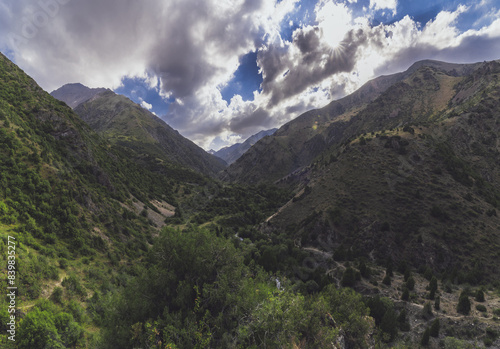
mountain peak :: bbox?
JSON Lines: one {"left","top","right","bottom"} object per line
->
{"left": 51, "top": 83, "right": 109, "bottom": 109}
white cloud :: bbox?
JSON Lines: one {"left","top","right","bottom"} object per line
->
{"left": 370, "top": 0, "right": 398, "bottom": 15}
{"left": 140, "top": 100, "right": 153, "bottom": 110}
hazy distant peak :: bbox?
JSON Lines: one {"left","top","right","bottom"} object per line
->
{"left": 51, "top": 83, "right": 109, "bottom": 109}
{"left": 214, "top": 128, "right": 278, "bottom": 165}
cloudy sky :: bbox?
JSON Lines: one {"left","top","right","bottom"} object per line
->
{"left": 1, "top": 0, "right": 500, "bottom": 150}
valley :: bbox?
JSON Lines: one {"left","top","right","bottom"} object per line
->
{"left": 1, "top": 52, "right": 500, "bottom": 348}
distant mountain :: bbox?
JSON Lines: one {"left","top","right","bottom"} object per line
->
{"left": 51, "top": 83, "right": 108, "bottom": 108}
{"left": 214, "top": 128, "right": 277, "bottom": 164}
{"left": 226, "top": 59, "right": 500, "bottom": 280}
{"left": 221, "top": 60, "right": 481, "bottom": 184}
{"left": 52, "top": 86, "right": 226, "bottom": 176}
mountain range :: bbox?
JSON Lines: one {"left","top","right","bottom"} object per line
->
{"left": 224, "top": 59, "right": 500, "bottom": 280}
{"left": 212, "top": 128, "right": 277, "bottom": 164}
{"left": 1, "top": 51, "right": 500, "bottom": 348}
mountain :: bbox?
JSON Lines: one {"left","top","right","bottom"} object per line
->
{"left": 221, "top": 60, "right": 481, "bottom": 184}
{"left": 52, "top": 85, "right": 226, "bottom": 176}
{"left": 230, "top": 59, "right": 500, "bottom": 280}
{"left": 51, "top": 83, "right": 108, "bottom": 108}
{"left": 214, "top": 128, "right": 277, "bottom": 164}
{"left": 0, "top": 51, "right": 198, "bottom": 269}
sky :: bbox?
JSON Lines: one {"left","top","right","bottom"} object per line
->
{"left": 1, "top": 0, "right": 500, "bottom": 150}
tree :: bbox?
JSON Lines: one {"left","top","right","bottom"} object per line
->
{"left": 434, "top": 296, "right": 441, "bottom": 311}
{"left": 401, "top": 288, "right": 409, "bottom": 301}
{"left": 341, "top": 267, "right": 358, "bottom": 287}
{"left": 380, "top": 307, "right": 398, "bottom": 341}
{"left": 429, "top": 276, "right": 438, "bottom": 300}
{"left": 457, "top": 291, "right": 471, "bottom": 315}
{"left": 421, "top": 327, "right": 430, "bottom": 346}
{"left": 406, "top": 276, "right": 415, "bottom": 291}
{"left": 397, "top": 308, "right": 410, "bottom": 332}
{"left": 422, "top": 302, "right": 433, "bottom": 320}
{"left": 475, "top": 289, "right": 485, "bottom": 302}
{"left": 430, "top": 318, "right": 440, "bottom": 337}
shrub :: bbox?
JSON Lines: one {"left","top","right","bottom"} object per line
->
{"left": 17, "top": 308, "right": 62, "bottom": 349}
{"left": 382, "top": 274, "right": 391, "bottom": 286}
{"left": 476, "top": 304, "right": 487, "bottom": 312}
{"left": 50, "top": 287, "right": 64, "bottom": 304}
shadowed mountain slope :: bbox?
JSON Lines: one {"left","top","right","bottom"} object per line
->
{"left": 51, "top": 87, "right": 226, "bottom": 176}
{"left": 221, "top": 60, "right": 482, "bottom": 184}
{"left": 256, "top": 60, "right": 500, "bottom": 280}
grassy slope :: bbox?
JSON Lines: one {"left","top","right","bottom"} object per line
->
{"left": 74, "top": 90, "right": 227, "bottom": 177}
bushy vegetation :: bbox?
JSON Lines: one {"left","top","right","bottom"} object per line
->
{"left": 99, "top": 226, "right": 372, "bottom": 348}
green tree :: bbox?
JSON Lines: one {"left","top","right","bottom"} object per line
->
{"left": 429, "top": 276, "right": 438, "bottom": 300}
{"left": 475, "top": 289, "right": 485, "bottom": 302}
{"left": 457, "top": 291, "right": 471, "bottom": 315}
{"left": 430, "top": 318, "right": 440, "bottom": 337}
{"left": 380, "top": 307, "right": 398, "bottom": 341}
{"left": 422, "top": 302, "right": 433, "bottom": 320}
{"left": 397, "top": 308, "right": 410, "bottom": 332}
{"left": 421, "top": 327, "right": 430, "bottom": 346}
{"left": 406, "top": 276, "right": 415, "bottom": 291}
{"left": 434, "top": 296, "right": 441, "bottom": 311}
{"left": 341, "top": 267, "right": 359, "bottom": 287}
{"left": 401, "top": 288, "right": 409, "bottom": 301}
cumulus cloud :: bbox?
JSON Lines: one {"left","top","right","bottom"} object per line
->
{"left": 1, "top": 0, "right": 499, "bottom": 150}
{"left": 370, "top": 0, "right": 398, "bottom": 15}
{"left": 140, "top": 100, "right": 153, "bottom": 110}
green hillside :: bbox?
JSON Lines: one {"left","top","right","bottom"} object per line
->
{"left": 72, "top": 89, "right": 226, "bottom": 177}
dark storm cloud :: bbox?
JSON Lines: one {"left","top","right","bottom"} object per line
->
{"left": 258, "top": 27, "right": 369, "bottom": 107}
{"left": 1, "top": 0, "right": 268, "bottom": 97}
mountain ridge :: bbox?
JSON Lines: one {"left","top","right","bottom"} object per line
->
{"left": 220, "top": 60, "right": 487, "bottom": 184}
{"left": 52, "top": 85, "right": 227, "bottom": 176}
{"left": 51, "top": 83, "right": 109, "bottom": 109}
{"left": 213, "top": 128, "right": 277, "bottom": 164}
